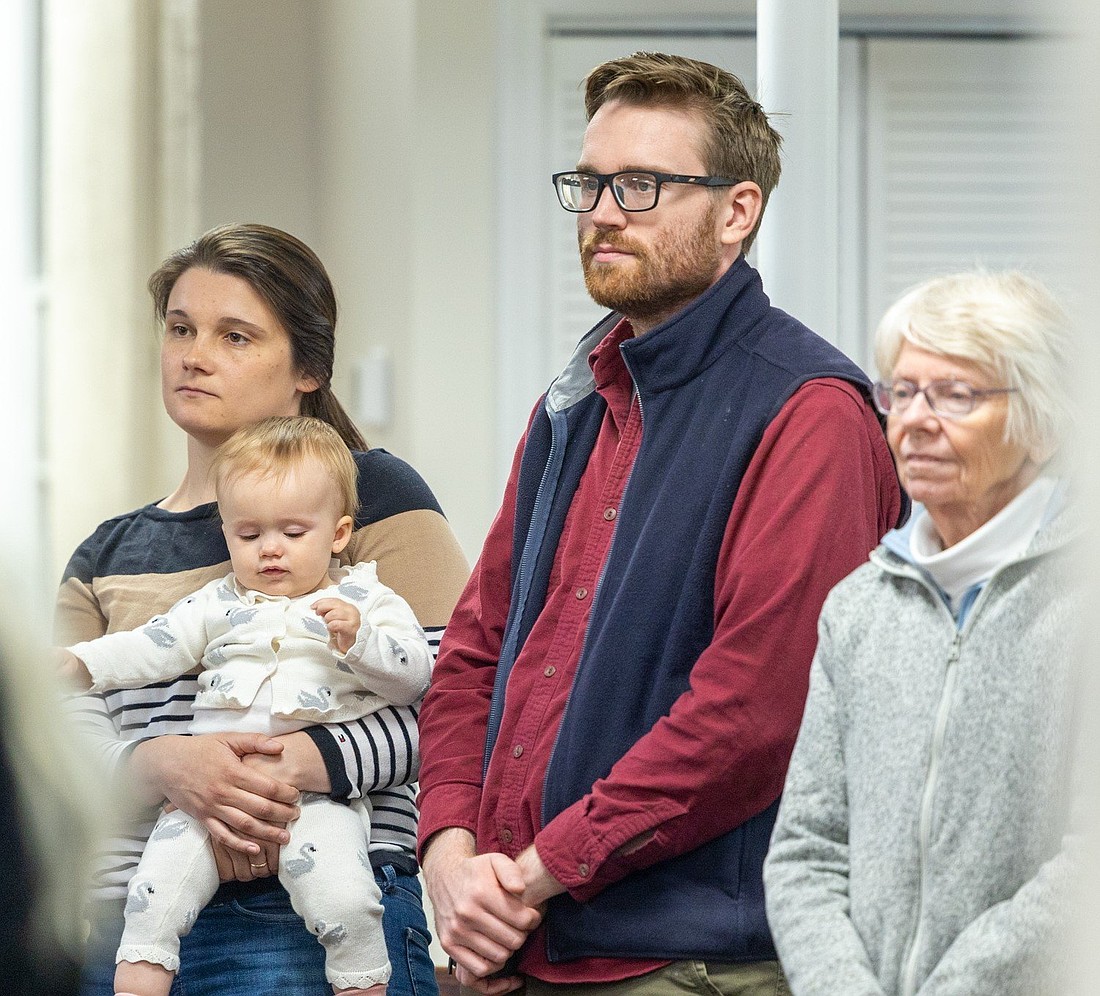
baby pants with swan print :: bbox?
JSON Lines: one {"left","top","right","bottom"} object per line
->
{"left": 118, "top": 793, "right": 389, "bottom": 990}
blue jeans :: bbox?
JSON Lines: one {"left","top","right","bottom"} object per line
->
{"left": 81, "top": 865, "right": 438, "bottom": 996}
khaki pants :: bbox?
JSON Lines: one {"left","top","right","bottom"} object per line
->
{"left": 516, "top": 960, "right": 791, "bottom": 996}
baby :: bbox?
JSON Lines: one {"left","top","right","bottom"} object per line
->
{"left": 59, "top": 416, "right": 431, "bottom": 996}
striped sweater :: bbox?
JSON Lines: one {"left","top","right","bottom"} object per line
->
{"left": 56, "top": 448, "right": 469, "bottom": 901}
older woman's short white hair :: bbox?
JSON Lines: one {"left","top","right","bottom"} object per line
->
{"left": 874, "top": 269, "right": 1071, "bottom": 457}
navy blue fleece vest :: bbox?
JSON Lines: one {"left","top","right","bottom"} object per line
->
{"left": 486, "top": 258, "right": 887, "bottom": 963}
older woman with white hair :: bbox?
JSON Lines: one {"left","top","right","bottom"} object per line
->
{"left": 763, "top": 270, "right": 1079, "bottom": 996}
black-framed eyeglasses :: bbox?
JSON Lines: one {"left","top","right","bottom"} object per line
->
{"left": 872, "top": 378, "right": 1018, "bottom": 419}
{"left": 551, "top": 170, "right": 741, "bottom": 213}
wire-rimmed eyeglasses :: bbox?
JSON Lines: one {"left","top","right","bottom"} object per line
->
{"left": 551, "top": 170, "right": 741, "bottom": 213}
{"left": 872, "top": 378, "right": 1018, "bottom": 419}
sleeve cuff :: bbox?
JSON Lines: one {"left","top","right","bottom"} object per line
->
{"left": 303, "top": 725, "right": 353, "bottom": 801}
{"left": 535, "top": 797, "right": 684, "bottom": 902}
{"left": 70, "top": 642, "right": 108, "bottom": 689}
{"left": 416, "top": 781, "right": 483, "bottom": 862}
{"left": 333, "top": 615, "right": 373, "bottom": 666}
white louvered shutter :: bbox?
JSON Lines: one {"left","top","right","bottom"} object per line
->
{"left": 863, "top": 37, "right": 1070, "bottom": 345}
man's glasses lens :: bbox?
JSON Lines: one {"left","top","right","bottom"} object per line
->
{"left": 613, "top": 173, "right": 660, "bottom": 210}
{"left": 556, "top": 173, "right": 598, "bottom": 211}
{"left": 554, "top": 172, "right": 661, "bottom": 212}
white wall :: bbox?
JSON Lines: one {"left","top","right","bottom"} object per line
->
{"left": 43, "top": 0, "right": 164, "bottom": 584}
{"left": 2, "top": 0, "right": 46, "bottom": 618}
{"left": 197, "top": 0, "right": 321, "bottom": 242}
{"left": 313, "top": 1, "right": 498, "bottom": 561}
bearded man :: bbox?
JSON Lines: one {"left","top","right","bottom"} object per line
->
{"left": 418, "top": 51, "right": 906, "bottom": 996}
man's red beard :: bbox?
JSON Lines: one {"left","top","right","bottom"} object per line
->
{"left": 579, "top": 204, "right": 724, "bottom": 327}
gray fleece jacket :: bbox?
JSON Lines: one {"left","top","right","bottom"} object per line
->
{"left": 764, "top": 501, "right": 1082, "bottom": 996}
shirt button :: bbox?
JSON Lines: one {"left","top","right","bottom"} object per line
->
{"left": 603, "top": 507, "right": 617, "bottom": 521}
{"left": 578, "top": 863, "right": 590, "bottom": 877}
{"left": 576, "top": 587, "right": 588, "bottom": 600}
{"left": 499, "top": 828, "right": 513, "bottom": 844}
{"left": 544, "top": 665, "right": 556, "bottom": 677}
{"left": 512, "top": 744, "right": 524, "bottom": 758}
